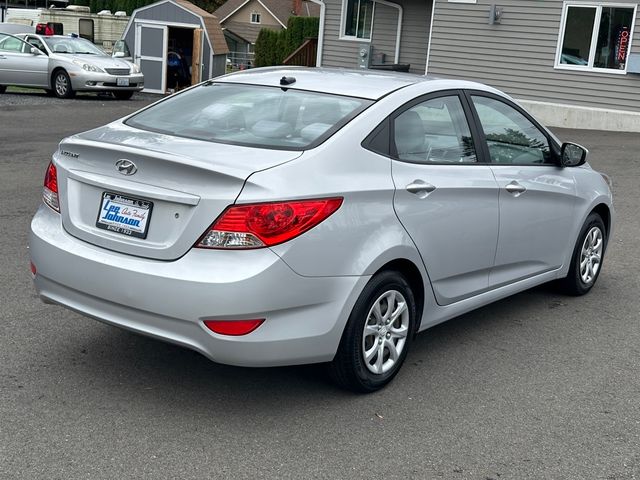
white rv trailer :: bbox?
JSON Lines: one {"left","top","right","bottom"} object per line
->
{"left": 6, "top": 6, "right": 128, "bottom": 51}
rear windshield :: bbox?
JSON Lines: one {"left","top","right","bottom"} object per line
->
{"left": 125, "top": 83, "right": 373, "bottom": 150}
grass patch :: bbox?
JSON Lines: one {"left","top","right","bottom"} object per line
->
{"left": 6, "top": 86, "right": 45, "bottom": 94}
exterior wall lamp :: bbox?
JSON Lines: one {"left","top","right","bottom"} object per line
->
{"left": 489, "top": 4, "right": 503, "bottom": 24}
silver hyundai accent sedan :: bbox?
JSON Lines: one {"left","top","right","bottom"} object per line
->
{"left": 29, "top": 67, "right": 614, "bottom": 392}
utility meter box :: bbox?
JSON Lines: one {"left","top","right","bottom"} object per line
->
{"left": 358, "top": 44, "right": 372, "bottom": 69}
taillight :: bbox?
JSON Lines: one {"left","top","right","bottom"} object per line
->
{"left": 196, "top": 198, "right": 343, "bottom": 249}
{"left": 203, "top": 319, "right": 264, "bottom": 336}
{"left": 43, "top": 162, "right": 60, "bottom": 212}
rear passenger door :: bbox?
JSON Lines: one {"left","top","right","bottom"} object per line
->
{"left": 386, "top": 91, "right": 500, "bottom": 305}
{"left": 465, "top": 92, "right": 577, "bottom": 287}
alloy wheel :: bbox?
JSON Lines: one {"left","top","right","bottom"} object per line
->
{"left": 580, "top": 226, "right": 603, "bottom": 284}
{"left": 361, "top": 290, "right": 410, "bottom": 375}
{"left": 55, "top": 73, "right": 69, "bottom": 97}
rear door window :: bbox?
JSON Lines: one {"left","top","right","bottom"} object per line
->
{"left": 392, "top": 95, "right": 478, "bottom": 163}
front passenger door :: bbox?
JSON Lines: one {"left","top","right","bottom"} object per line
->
{"left": 389, "top": 93, "right": 500, "bottom": 305}
{"left": 467, "top": 93, "right": 577, "bottom": 287}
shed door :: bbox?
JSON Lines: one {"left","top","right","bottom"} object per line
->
{"left": 135, "top": 23, "right": 167, "bottom": 94}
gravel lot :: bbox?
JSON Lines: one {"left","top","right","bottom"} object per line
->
{"left": 0, "top": 91, "right": 639, "bottom": 480}
{"left": 0, "top": 86, "right": 159, "bottom": 107}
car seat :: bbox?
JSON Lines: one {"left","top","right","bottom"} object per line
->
{"left": 395, "top": 110, "right": 429, "bottom": 161}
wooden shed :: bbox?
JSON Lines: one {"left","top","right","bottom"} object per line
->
{"left": 121, "top": 0, "right": 229, "bottom": 93}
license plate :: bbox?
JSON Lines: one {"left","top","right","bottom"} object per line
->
{"left": 116, "top": 77, "right": 130, "bottom": 86}
{"left": 96, "top": 192, "right": 152, "bottom": 239}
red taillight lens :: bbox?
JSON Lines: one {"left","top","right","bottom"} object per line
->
{"left": 203, "top": 319, "right": 264, "bottom": 336}
{"left": 43, "top": 162, "right": 60, "bottom": 212}
{"left": 30, "top": 261, "right": 37, "bottom": 276}
{"left": 197, "top": 197, "right": 343, "bottom": 249}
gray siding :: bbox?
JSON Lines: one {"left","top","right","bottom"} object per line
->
{"left": 321, "top": 0, "right": 430, "bottom": 74}
{"left": 211, "top": 54, "right": 228, "bottom": 77}
{"left": 124, "top": 25, "right": 135, "bottom": 55}
{"left": 397, "top": 0, "right": 429, "bottom": 73}
{"left": 203, "top": 39, "right": 211, "bottom": 80}
{"left": 321, "top": 0, "right": 361, "bottom": 68}
{"left": 371, "top": 3, "right": 399, "bottom": 64}
{"left": 429, "top": 0, "right": 640, "bottom": 112}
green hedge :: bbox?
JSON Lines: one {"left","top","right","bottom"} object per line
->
{"left": 254, "top": 16, "right": 319, "bottom": 67}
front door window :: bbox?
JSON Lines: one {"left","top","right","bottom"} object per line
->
{"left": 470, "top": 95, "right": 551, "bottom": 165}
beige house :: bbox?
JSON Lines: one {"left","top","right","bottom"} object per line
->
{"left": 215, "top": 0, "right": 319, "bottom": 66}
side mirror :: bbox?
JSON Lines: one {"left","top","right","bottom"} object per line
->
{"left": 30, "top": 47, "right": 41, "bottom": 55}
{"left": 560, "top": 142, "right": 588, "bottom": 167}
{"left": 112, "top": 51, "right": 125, "bottom": 58}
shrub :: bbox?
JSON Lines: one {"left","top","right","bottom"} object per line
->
{"left": 254, "top": 17, "right": 319, "bottom": 67}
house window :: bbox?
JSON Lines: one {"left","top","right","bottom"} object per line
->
{"left": 342, "top": 0, "right": 374, "bottom": 40}
{"left": 557, "top": 3, "right": 636, "bottom": 73}
{"left": 250, "top": 12, "right": 261, "bottom": 23}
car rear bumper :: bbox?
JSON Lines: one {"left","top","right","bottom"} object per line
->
{"left": 29, "top": 205, "right": 368, "bottom": 367}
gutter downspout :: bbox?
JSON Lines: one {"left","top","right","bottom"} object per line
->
{"left": 425, "top": 0, "right": 435, "bottom": 74}
{"left": 309, "top": 0, "right": 325, "bottom": 66}
{"left": 374, "top": 0, "right": 402, "bottom": 64}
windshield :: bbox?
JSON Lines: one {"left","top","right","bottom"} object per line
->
{"left": 43, "top": 36, "right": 105, "bottom": 55}
{"left": 125, "top": 83, "right": 373, "bottom": 150}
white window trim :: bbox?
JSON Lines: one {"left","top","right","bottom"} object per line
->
{"left": 250, "top": 12, "right": 261, "bottom": 24}
{"left": 555, "top": 1, "right": 637, "bottom": 75}
{"left": 447, "top": 0, "right": 477, "bottom": 3}
{"left": 339, "top": 0, "right": 376, "bottom": 42}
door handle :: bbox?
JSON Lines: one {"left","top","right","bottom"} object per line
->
{"left": 0, "top": 55, "right": 6, "bottom": 60}
{"left": 505, "top": 181, "right": 526, "bottom": 195}
{"left": 406, "top": 180, "right": 436, "bottom": 197}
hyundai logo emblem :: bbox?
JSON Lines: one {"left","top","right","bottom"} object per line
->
{"left": 115, "top": 159, "right": 137, "bottom": 176}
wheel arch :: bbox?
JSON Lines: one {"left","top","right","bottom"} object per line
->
{"left": 50, "top": 66, "right": 64, "bottom": 84}
{"left": 590, "top": 203, "right": 611, "bottom": 238}
{"left": 50, "top": 67, "right": 68, "bottom": 90}
{"left": 371, "top": 258, "right": 426, "bottom": 335}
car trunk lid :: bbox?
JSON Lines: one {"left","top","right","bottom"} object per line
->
{"left": 55, "top": 122, "right": 302, "bottom": 260}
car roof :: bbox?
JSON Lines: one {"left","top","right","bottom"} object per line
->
{"left": 217, "top": 67, "right": 495, "bottom": 100}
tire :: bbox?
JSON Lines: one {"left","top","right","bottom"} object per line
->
{"left": 329, "top": 270, "right": 417, "bottom": 393}
{"left": 0, "top": 85, "right": 6, "bottom": 94}
{"left": 113, "top": 91, "right": 134, "bottom": 100}
{"left": 558, "top": 213, "right": 607, "bottom": 296}
{"left": 52, "top": 70, "right": 75, "bottom": 99}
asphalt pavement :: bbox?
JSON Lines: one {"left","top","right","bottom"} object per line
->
{"left": 0, "top": 89, "right": 639, "bottom": 479}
